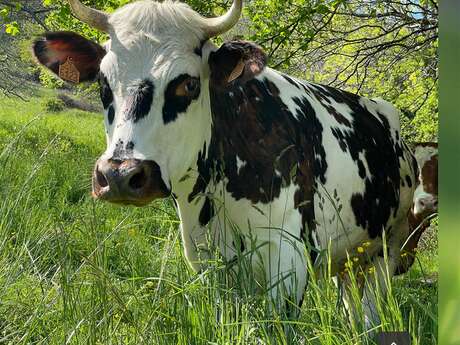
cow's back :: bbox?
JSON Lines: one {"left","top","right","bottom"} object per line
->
{"left": 262, "top": 69, "right": 417, "bottom": 268}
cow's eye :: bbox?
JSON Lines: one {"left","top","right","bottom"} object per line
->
{"left": 176, "top": 77, "right": 200, "bottom": 98}
{"left": 185, "top": 78, "right": 199, "bottom": 94}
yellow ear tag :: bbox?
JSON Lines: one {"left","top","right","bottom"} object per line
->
{"left": 59, "top": 57, "right": 80, "bottom": 83}
{"left": 227, "top": 60, "right": 245, "bottom": 83}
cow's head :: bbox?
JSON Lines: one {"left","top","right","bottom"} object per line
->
{"left": 32, "top": 0, "right": 265, "bottom": 206}
{"left": 412, "top": 143, "right": 438, "bottom": 218}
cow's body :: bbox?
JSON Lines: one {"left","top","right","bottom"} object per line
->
{"left": 32, "top": 0, "right": 419, "bottom": 328}
{"left": 173, "top": 62, "right": 417, "bottom": 316}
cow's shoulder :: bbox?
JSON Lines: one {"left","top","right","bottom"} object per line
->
{"left": 287, "top": 81, "right": 402, "bottom": 137}
{"left": 360, "top": 97, "right": 401, "bottom": 133}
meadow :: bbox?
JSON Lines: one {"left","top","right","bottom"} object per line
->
{"left": 0, "top": 92, "right": 437, "bottom": 344}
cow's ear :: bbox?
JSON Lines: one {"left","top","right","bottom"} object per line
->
{"left": 209, "top": 40, "right": 267, "bottom": 87}
{"left": 32, "top": 31, "right": 106, "bottom": 83}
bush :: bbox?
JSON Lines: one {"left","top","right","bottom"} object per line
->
{"left": 39, "top": 68, "right": 65, "bottom": 90}
{"left": 41, "top": 98, "right": 65, "bottom": 112}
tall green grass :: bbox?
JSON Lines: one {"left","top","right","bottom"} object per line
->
{"left": 0, "top": 94, "right": 437, "bottom": 344}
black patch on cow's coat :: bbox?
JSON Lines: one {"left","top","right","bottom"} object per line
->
{"left": 199, "top": 197, "right": 214, "bottom": 226}
{"left": 99, "top": 74, "right": 113, "bottom": 109}
{"left": 412, "top": 154, "right": 419, "bottom": 180}
{"left": 307, "top": 85, "right": 352, "bottom": 127}
{"left": 107, "top": 105, "right": 115, "bottom": 125}
{"left": 291, "top": 95, "right": 328, "bottom": 185}
{"left": 281, "top": 73, "right": 301, "bottom": 90}
{"left": 112, "top": 139, "right": 124, "bottom": 160}
{"left": 357, "top": 160, "right": 366, "bottom": 178}
{"left": 194, "top": 40, "right": 207, "bottom": 57}
{"left": 125, "top": 80, "right": 155, "bottom": 123}
{"left": 331, "top": 128, "right": 348, "bottom": 152}
{"left": 126, "top": 141, "right": 135, "bottom": 151}
{"left": 111, "top": 139, "right": 134, "bottom": 160}
{"left": 162, "top": 74, "right": 200, "bottom": 124}
{"left": 194, "top": 47, "right": 202, "bottom": 57}
{"left": 317, "top": 84, "right": 406, "bottom": 238}
{"left": 233, "top": 234, "right": 246, "bottom": 253}
{"left": 405, "top": 175, "right": 413, "bottom": 188}
{"left": 191, "top": 77, "right": 323, "bottom": 211}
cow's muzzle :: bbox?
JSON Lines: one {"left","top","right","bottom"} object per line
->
{"left": 92, "top": 159, "right": 170, "bottom": 206}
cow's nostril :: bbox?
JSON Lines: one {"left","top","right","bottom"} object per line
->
{"left": 96, "top": 167, "right": 109, "bottom": 188}
{"left": 129, "top": 169, "right": 147, "bottom": 190}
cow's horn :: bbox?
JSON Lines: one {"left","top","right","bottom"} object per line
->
{"left": 201, "top": 0, "right": 243, "bottom": 38}
{"left": 68, "top": 0, "right": 110, "bottom": 32}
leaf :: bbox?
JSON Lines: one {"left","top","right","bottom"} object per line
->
{"left": 5, "top": 22, "right": 19, "bottom": 36}
{"left": 251, "top": 205, "right": 265, "bottom": 216}
{"left": 0, "top": 8, "right": 9, "bottom": 21}
{"left": 316, "top": 4, "right": 330, "bottom": 14}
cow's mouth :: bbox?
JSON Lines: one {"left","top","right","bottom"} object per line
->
{"left": 92, "top": 192, "right": 158, "bottom": 207}
{"left": 92, "top": 159, "right": 170, "bottom": 206}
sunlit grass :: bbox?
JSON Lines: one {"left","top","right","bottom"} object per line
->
{"left": 0, "top": 94, "right": 437, "bottom": 344}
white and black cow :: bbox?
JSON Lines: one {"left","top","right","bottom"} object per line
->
{"left": 32, "top": 0, "right": 418, "bottom": 327}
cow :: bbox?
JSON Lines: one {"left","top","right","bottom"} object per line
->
{"left": 397, "top": 142, "right": 438, "bottom": 275}
{"left": 32, "top": 0, "right": 418, "bottom": 328}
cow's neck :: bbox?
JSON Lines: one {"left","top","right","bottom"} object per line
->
{"left": 167, "top": 81, "right": 216, "bottom": 271}
{"left": 169, "top": 77, "right": 214, "bottom": 216}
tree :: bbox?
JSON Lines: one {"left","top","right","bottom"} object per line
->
{"left": 0, "top": 0, "right": 53, "bottom": 97}
{"left": 1, "top": 0, "right": 438, "bottom": 141}
{"left": 244, "top": 0, "right": 438, "bottom": 140}
{"left": 302, "top": 0, "right": 438, "bottom": 141}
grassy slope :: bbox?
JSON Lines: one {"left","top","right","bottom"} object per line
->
{"left": 0, "top": 94, "right": 437, "bottom": 344}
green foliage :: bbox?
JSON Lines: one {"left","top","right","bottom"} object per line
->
{"left": 5, "top": 21, "right": 19, "bottom": 35}
{"left": 39, "top": 68, "right": 66, "bottom": 89}
{"left": 300, "top": 6, "right": 438, "bottom": 142}
{"left": 245, "top": 0, "right": 337, "bottom": 69}
{"left": 43, "top": 0, "right": 132, "bottom": 41}
{"left": 0, "top": 2, "right": 23, "bottom": 35}
{"left": 41, "top": 97, "right": 66, "bottom": 112}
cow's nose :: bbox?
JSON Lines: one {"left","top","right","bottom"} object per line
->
{"left": 414, "top": 195, "right": 438, "bottom": 217}
{"left": 92, "top": 159, "right": 170, "bottom": 205}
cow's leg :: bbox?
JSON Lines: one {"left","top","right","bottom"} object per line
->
{"left": 258, "top": 236, "right": 308, "bottom": 318}
{"left": 361, "top": 238, "right": 400, "bottom": 329}
{"left": 181, "top": 224, "right": 212, "bottom": 272}
{"left": 337, "top": 274, "right": 365, "bottom": 327}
